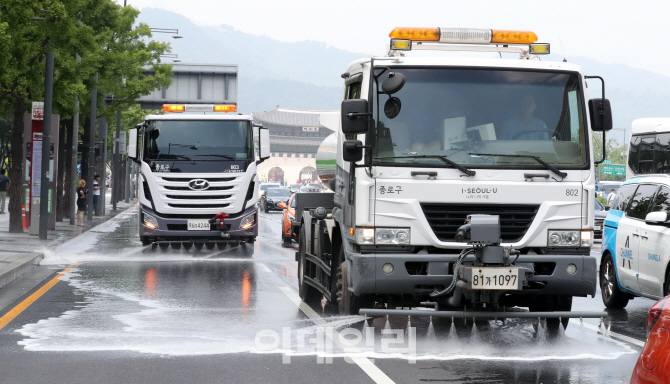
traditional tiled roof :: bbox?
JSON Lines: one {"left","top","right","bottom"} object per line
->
{"left": 252, "top": 107, "right": 337, "bottom": 129}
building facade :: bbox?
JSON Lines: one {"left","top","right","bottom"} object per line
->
{"left": 252, "top": 107, "right": 337, "bottom": 184}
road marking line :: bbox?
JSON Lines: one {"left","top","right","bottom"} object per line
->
{"left": 0, "top": 262, "right": 80, "bottom": 331}
{"left": 568, "top": 319, "right": 645, "bottom": 347}
{"left": 267, "top": 267, "right": 395, "bottom": 384}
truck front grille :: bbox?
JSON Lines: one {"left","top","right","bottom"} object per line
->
{"left": 420, "top": 203, "right": 539, "bottom": 242}
{"left": 167, "top": 203, "right": 230, "bottom": 209}
{"left": 166, "top": 194, "right": 232, "bottom": 200}
{"left": 164, "top": 185, "right": 233, "bottom": 191}
{"left": 155, "top": 173, "right": 245, "bottom": 212}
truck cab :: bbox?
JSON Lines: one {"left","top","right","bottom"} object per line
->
{"left": 128, "top": 104, "right": 271, "bottom": 247}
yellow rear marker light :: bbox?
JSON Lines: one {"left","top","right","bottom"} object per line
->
{"left": 491, "top": 29, "right": 538, "bottom": 44}
{"left": 214, "top": 105, "right": 237, "bottom": 112}
{"left": 162, "top": 104, "right": 185, "bottom": 112}
{"left": 389, "top": 27, "right": 440, "bottom": 41}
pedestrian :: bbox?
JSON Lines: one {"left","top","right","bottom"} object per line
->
{"left": 93, "top": 174, "right": 101, "bottom": 217}
{"left": 0, "top": 168, "right": 10, "bottom": 214}
{"left": 606, "top": 188, "right": 617, "bottom": 206}
{"left": 76, "top": 179, "right": 87, "bottom": 226}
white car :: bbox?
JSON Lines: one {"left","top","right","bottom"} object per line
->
{"left": 258, "top": 183, "right": 281, "bottom": 199}
{"left": 600, "top": 175, "right": 670, "bottom": 309}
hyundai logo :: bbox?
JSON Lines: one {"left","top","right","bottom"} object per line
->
{"left": 188, "top": 179, "right": 210, "bottom": 190}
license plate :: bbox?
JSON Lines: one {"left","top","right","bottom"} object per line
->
{"left": 468, "top": 267, "right": 520, "bottom": 290}
{"left": 594, "top": 225, "right": 602, "bottom": 231}
{"left": 187, "top": 220, "right": 211, "bottom": 231}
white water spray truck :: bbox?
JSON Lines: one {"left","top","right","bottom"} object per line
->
{"left": 297, "top": 27, "right": 610, "bottom": 333}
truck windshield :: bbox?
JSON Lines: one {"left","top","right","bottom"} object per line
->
{"left": 372, "top": 68, "right": 587, "bottom": 169}
{"left": 143, "top": 120, "right": 252, "bottom": 161}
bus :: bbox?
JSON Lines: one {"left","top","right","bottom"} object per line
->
{"left": 627, "top": 118, "right": 670, "bottom": 179}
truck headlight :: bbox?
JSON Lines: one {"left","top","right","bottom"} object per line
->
{"left": 143, "top": 214, "right": 159, "bottom": 229}
{"left": 547, "top": 230, "right": 579, "bottom": 247}
{"left": 240, "top": 213, "right": 255, "bottom": 230}
{"left": 355, "top": 228, "right": 375, "bottom": 245}
{"left": 355, "top": 228, "right": 410, "bottom": 245}
{"left": 376, "top": 228, "right": 410, "bottom": 245}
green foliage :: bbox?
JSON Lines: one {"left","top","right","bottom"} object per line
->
{"left": 0, "top": 0, "right": 173, "bottom": 119}
{"left": 597, "top": 195, "right": 607, "bottom": 206}
{"left": 592, "top": 131, "right": 628, "bottom": 182}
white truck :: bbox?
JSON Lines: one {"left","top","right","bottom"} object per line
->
{"left": 299, "top": 27, "right": 612, "bottom": 333}
{"left": 127, "top": 104, "right": 270, "bottom": 249}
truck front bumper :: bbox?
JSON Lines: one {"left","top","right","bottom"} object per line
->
{"left": 139, "top": 205, "right": 258, "bottom": 240}
{"left": 344, "top": 246, "right": 597, "bottom": 298}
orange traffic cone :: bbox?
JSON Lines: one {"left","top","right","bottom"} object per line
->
{"left": 21, "top": 205, "right": 27, "bottom": 230}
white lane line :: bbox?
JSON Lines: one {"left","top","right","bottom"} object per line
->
{"left": 569, "top": 319, "right": 645, "bottom": 347}
{"left": 268, "top": 267, "right": 395, "bottom": 384}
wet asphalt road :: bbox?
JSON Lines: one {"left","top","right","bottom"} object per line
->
{"left": 0, "top": 205, "right": 655, "bottom": 384}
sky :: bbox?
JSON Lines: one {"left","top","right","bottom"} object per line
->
{"left": 117, "top": 0, "right": 670, "bottom": 78}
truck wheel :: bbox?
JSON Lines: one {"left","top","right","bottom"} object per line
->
{"left": 529, "top": 295, "right": 571, "bottom": 337}
{"left": 336, "top": 247, "right": 372, "bottom": 316}
{"left": 140, "top": 237, "right": 151, "bottom": 246}
{"left": 298, "top": 226, "right": 321, "bottom": 305}
{"left": 600, "top": 254, "right": 630, "bottom": 309}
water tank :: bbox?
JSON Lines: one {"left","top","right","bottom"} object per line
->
{"left": 316, "top": 133, "right": 337, "bottom": 191}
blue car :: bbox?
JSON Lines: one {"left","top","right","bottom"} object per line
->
{"left": 600, "top": 176, "right": 670, "bottom": 309}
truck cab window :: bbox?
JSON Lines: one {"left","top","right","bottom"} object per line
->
{"left": 371, "top": 68, "right": 588, "bottom": 169}
{"left": 143, "top": 120, "right": 253, "bottom": 162}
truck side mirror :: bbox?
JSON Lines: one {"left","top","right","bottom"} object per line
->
{"left": 258, "top": 128, "right": 270, "bottom": 163}
{"left": 342, "top": 140, "right": 364, "bottom": 162}
{"left": 588, "top": 98, "right": 613, "bottom": 131}
{"left": 127, "top": 128, "right": 138, "bottom": 162}
{"left": 341, "top": 99, "right": 370, "bottom": 135}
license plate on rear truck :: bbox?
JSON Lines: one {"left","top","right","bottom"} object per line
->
{"left": 464, "top": 266, "right": 521, "bottom": 290}
{"left": 187, "top": 220, "right": 211, "bottom": 231}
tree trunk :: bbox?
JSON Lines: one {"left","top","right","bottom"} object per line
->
{"left": 63, "top": 117, "right": 73, "bottom": 219}
{"left": 8, "top": 96, "right": 25, "bottom": 233}
{"left": 81, "top": 117, "right": 89, "bottom": 183}
{"left": 56, "top": 118, "right": 68, "bottom": 221}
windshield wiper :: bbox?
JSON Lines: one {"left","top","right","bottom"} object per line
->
{"left": 377, "top": 155, "right": 476, "bottom": 177}
{"left": 194, "top": 154, "right": 237, "bottom": 160}
{"left": 471, "top": 153, "right": 567, "bottom": 179}
{"left": 156, "top": 154, "right": 192, "bottom": 161}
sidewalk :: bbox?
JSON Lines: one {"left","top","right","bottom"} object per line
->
{"left": 0, "top": 194, "right": 137, "bottom": 290}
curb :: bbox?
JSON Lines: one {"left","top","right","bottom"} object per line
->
{"left": 0, "top": 252, "right": 44, "bottom": 290}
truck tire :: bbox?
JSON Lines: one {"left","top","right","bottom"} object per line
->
{"left": 140, "top": 237, "right": 151, "bottom": 246}
{"left": 298, "top": 226, "right": 321, "bottom": 305}
{"left": 529, "top": 295, "right": 571, "bottom": 337}
{"left": 336, "top": 247, "right": 372, "bottom": 316}
{"left": 600, "top": 254, "right": 630, "bottom": 309}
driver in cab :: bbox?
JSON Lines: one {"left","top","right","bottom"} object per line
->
{"left": 501, "top": 94, "right": 549, "bottom": 140}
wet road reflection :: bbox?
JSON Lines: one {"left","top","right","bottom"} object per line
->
{"left": 7, "top": 208, "right": 648, "bottom": 383}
